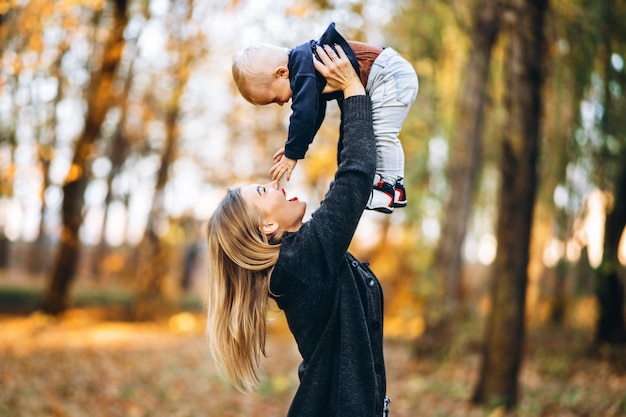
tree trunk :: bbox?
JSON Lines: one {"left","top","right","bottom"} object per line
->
{"left": 0, "top": 70, "right": 18, "bottom": 269}
{"left": 133, "top": 1, "right": 197, "bottom": 320}
{"left": 593, "top": 136, "right": 626, "bottom": 346}
{"left": 433, "top": 0, "right": 500, "bottom": 311}
{"left": 29, "top": 151, "right": 53, "bottom": 274}
{"left": 41, "top": 0, "right": 129, "bottom": 315}
{"left": 133, "top": 147, "right": 176, "bottom": 320}
{"left": 0, "top": 231, "right": 9, "bottom": 269}
{"left": 548, "top": 259, "right": 568, "bottom": 325}
{"left": 536, "top": 29, "right": 578, "bottom": 325}
{"left": 94, "top": 52, "right": 137, "bottom": 280}
{"left": 472, "top": 0, "right": 547, "bottom": 408}
{"left": 92, "top": 128, "right": 127, "bottom": 280}
{"left": 30, "top": 40, "right": 70, "bottom": 275}
{"left": 132, "top": 61, "right": 187, "bottom": 319}
{"left": 595, "top": 266, "right": 626, "bottom": 345}
{"left": 593, "top": 0, "right": 626, "bottom": 345}
{"left": 0, "top": 136, "right": 16, "bottom": 270}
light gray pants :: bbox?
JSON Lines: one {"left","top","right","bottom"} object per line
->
{"left": 366, "top": 47, "right": 418, "bottom": 186}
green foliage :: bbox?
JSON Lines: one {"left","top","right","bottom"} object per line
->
{"left": 0, "top": 286, "right": 42, "bottom": 312}
{"left": 71, "top": 289, "right": 133, "bottom": 308}
{"left": 0, "top": 285, "right": 204, "bottom": 313}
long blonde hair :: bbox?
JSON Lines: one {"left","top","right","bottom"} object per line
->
{"left": 205, "top": 188, "right": 282, "bottom": 391}
{"left": 232, "top": 44, "right": 289, "bottom": 104}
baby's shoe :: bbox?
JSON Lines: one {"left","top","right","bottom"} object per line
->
{"left": 367, "top": 175, "right": 394, "bottom": 213}
{"left": 393, "top": 180, "right": 407, "bottom": 208}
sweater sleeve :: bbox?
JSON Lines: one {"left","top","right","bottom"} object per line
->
{"left": 276, "top": 95, "right": 375, "bottom": 287}
{"left": 285, "top": 43, "right": 326, "bottom": 161}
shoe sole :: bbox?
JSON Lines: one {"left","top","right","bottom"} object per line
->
{"left": 366, "top": 206, "right": 394, "bottom": 214}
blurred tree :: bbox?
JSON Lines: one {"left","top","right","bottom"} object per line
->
{"left": 94, "top": 125, "right": 130, "bottom": 269}
{"left": 133, "top": 0, "right": 205, "bottom": 320}
{"left": 531, "top": 0, "right": 580, "bottom": 325}
{"left": 388, "top": 0, "right": 468, "bottom": 349}
{"left": 433, "top": 0, "right": 501, "bottom": 317}
{"left": 42, "top": 0, "right": 129, "bottom": 314}
{"left": 0, "top": 128, "right": 15, "bottom": 270}
{"left": 179, "top": 215, "right": 201, "bottom": 292}
{"left": 472, "top": 0, "right": 547, "bottom": 408}
{"left": 389, "top": 0, "right": 462, "bottom": 218}
{"left": 92, "top": 16, "right": 145, "bottom": 280}
{"left": 595, "top": 155, "right": 626, "bottom": 345}
{"left": 593, "top": 0, "right": 626, "bottom": 346}
{"left": 91, "top": 76, "right": 133, "bottom": 280}
{"left": 2, "top": 0, "right": 74, "bottom": 270}
{"left": 29, "top": 38, "right": 72, "bottom": 274}
{"left": 0, "top": 3, "right": 20, "bottom": 269}
{"left": 530, "top": 0, "right": 626, "bottom": 328}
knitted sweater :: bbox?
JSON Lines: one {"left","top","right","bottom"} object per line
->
{"left": 270, "top": 96, "right": 386, "bottom": 417}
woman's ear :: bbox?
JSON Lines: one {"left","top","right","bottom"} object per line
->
{"left": 274, "top": 66, "right": 289, "bottom": 79}
{"left": 261, "top": 221, "right": 279, "bottom": 235}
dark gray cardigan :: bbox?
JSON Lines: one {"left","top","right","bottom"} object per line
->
{"left": 270, "top": 96, "right": 386, "bottom": 417}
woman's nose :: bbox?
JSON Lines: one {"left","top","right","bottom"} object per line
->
{"left": 266, "top": 180, "right": 279, "bottom": 189}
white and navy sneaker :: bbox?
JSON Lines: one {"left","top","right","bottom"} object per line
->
{"left": 366, "top": 176, "right": 395, "bottom": 214}
{"left": 393, "top": 181, "right": 407, "bottom": 208}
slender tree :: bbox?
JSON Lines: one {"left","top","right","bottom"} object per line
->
{"left": 532, "top": 2, "right": 576, "bottom": 324}
{"left": 42, "top": 0, "right": 129, "bottom": 314}
{"left": 595, "top": 151, "right": 626, "bottom": 345}
{"left": 593, "top": 0, "right": 626, "bottom": 345}
{"left": 0, "top": 3, "right": 23, "bottom": 268}
{"left": 133, "top": 0, "right": 201, "bottom": 320}
{"left": 433, "top": 0, "right": 501, "bottom": 312}
{"left": 93, "top": 38, "right": 141, "bottom": 279}
{"left": 0, "top": 98, "right": 16, "bottom": 270}
{"left": 472, "top": 0, "right": 547, "bottom": 408}
{"left": 30, "top": 37, "right": 72, "bottom": 274}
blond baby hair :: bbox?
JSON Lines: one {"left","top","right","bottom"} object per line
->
{"left": 232, "top": 44, "right": 290, "bottom": 104}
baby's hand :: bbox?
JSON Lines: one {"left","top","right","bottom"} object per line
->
{"left": 270, "top": 155, "right": 297, "bottom": 182}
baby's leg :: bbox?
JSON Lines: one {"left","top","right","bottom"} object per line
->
{"left": 372, "top": 99, "right": 413, "bottom": 185}
{"left": 367, "top": 48, "right": 418, "bottom": 185}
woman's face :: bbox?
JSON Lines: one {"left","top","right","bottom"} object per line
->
{"left": 240, "top": 180, "right": 306, "bottom": 234}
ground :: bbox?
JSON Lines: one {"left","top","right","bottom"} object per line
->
{"left": 1, "top": 308, "right": 625, "bottom": 417}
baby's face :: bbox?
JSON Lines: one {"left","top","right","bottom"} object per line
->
{"left": 251, "top": 77, "right": 292, "bottom": 106}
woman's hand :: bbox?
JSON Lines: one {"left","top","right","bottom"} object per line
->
{"left": 313, "top": 44, "right": 365, "bottom": 98}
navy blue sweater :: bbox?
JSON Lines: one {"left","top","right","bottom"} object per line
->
{"left": 270, "top": 96, "right": 386, "bottom": 417}
{"left": 284, "top": 22, "right": 361, "bottom": 161}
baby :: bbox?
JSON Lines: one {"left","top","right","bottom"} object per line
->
{"left": 232, "top": 23, "right": 418, "bottom": 213}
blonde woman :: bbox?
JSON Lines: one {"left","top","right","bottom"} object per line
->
{"left": 207, "top": 45, "right": 391, "bottom": 417}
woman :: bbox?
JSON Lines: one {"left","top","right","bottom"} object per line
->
{"left": 206, "top": 44, "right": 390, "bottom": 417}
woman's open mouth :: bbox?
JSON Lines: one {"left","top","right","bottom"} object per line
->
{"left": 281, "top": 188, "right": 298, "bottom": 201}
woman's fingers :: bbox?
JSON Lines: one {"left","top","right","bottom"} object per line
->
{"left": 315, "top": 44, "right": 332, "bottom": 67}
{"left": 314, "top": 44, "right": 343, "bottom": 76}
{"left": 333, "top": 44, "right": 347, "bottom": 61}
{"left": 325, "top": 46, "right": 338, "bottom": 60}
